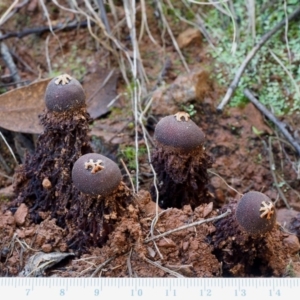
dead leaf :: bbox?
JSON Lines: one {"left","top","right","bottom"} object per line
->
{"left": 84, "top": 68, "right": 119, "bottom": 119}
{"left": 0, "top": 79, "right": 50, "bottom": 134}
{"left": 19, "top": 252, "right": 75, "bottom": 277}
{"left": 0, "top": 69, "right": 119, "bottom": 134}
{"left": 177, "top": 27, "right": 202, "bottom": 49}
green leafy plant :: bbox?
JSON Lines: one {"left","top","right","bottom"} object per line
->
{"left": 119, "top": 145, "right": 147, "bottom": 170}
{"left": 203, "top": 1, "right": 300, "bottom": 115}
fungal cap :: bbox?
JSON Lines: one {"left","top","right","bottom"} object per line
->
{"left": 45, "top": 74, "right": 86, "bottom": 112}
{"left": 72, "top": 153, "right": 122, "bottom": 196}
{"left": 235, "top": 191, "right": 276, "bottom": 235}
{"left": 154, "top": 112, "right": 205, "bottom": 151}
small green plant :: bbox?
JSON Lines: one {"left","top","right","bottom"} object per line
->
{"left": 51, "top": 45, "right": 86, "bottom": 80}
{"left": 181, "top": 103, "right": 197, "bottom": 117}
{"left": 202, "top": 1, "right": 300, "bottom": 115}
{"left": 119, "top": 145, "right": 147, "bottom": 170}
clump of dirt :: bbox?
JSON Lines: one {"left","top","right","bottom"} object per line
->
{"left": 57, "top": 192, "right": 220, "bottom": 277}
{"left": 0, "top": 203, "right": 68, "bottom": 276}
{"left": 66, "top": 181, "right": 134, "bottom": 253}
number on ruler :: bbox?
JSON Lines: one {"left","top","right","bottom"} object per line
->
{"left": 60, "top": 289, "right": 65, "bottom": 296}
{"left": 131, "top": 289, "right": 143, "bottom": 296}
{"left": 26, "top": 289, "right": 30, "bottom": 296}
{"left": 235, "top": 289, "right": 246, "bottom": 296}
{"left": 269, "top": 290, "right": 281, "bottom": 296}
{"left": 94, "top": 289, "right": 100, "bottom": 296}
{"left": 200, "top": 289, "right": 211, "bottom": 296}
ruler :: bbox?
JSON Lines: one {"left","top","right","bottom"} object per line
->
{"left": 0, "top": 278, "right": 299, "bottom": 299}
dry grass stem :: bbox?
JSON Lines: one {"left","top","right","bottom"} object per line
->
{"left": 208, "top": 169, "right": 242, "bottom": 196}
{"left": 156, "top": 0, "right": 190, "bottom": 73}
{"left": 120, "top": 158, "right": 135, "bottom": 194}
{"left": 145, "top": 208, "right": 231, "bottom": 243}
{"left": 268, "top": 136, "right": 291, "bottom": 209}
{"left": 0, "top": 132, "right": 18, "bottom": 164}
{"left": 143, "top": 257, "right": 185, "bottom": 278}
{"left": 91, "top": 256, "right": 115, "bottom": 277}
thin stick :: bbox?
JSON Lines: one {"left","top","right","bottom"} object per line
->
{"left": 91, "top": 256, "right": 115, "bottom": 277}
{"left": 208, "top": 169, "right": 242, "bottom": 196}
{"left": 126, "top": 248, "right": 133, "bottom": 277}
{"left": 156, "top": 0, "right": 190, "bottom": 73}
{"left": 120, "top": 158, "right": 135, "bottom": 194}
{"left": 143, "top": 257, "right": 185, "bottom": 278}
{"left": 244, "top": 88, "right": 300, "bottom": 156}
{"left": 269, "top": 49, "right": 300, "bottom": 103}
{"left": 283, "top": 0, "right": 291, "bottom": 63}
{"left": 217, "top": 6, "right": 300, "bottom": 111}
{"left": 0, "top": 132, "right": 18, "bottom": 164}
{"left": 144, "top": 208, "right": 231, "bottom": 243}
{"left": 0, "top": 0, "right": 19, "bottom": 26}
{"left": 0, "top": 35, "right": 21, "bottom": 85}
{"left": 267, "top": 136, "right": 291, "bottom": 209}
{"left": 0, "top": 20, "right": 93, "bottom": 42}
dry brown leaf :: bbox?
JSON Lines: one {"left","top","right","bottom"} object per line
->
{"left": 0, "top": 78, "right": 50, "bottom": 134}
{"left": 84, "top": 68, "right": 119, "bottom": 119}
{"left": 177, "top": 27, "right": 202, "bottom": 49}
{"left": 0, "top": 70, "right": 119, "bottom": 134}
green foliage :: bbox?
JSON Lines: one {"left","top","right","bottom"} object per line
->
{"left": 119, "top": 145, "right": 147, "bottom": 170}
{"left": 181, "top": 103, "right": 197, "bottom": 116}
{"left": 51, "top": 45, "right": 86, "bottom": 80}
{"left": 204, "top": 1, "right": 300, "bottom": 115}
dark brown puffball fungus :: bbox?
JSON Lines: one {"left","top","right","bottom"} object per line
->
{"left": 13, "top": 74, "right": 93, "bottom": 227}
{"left": 45, "top": 74, "right": 85, "bottom": 112}
{"left": 68, "top": 153, "right": 134, "bottom": 250}
{"left": 235, "top": 191, "right": 276, "bottom": 235}
{"left": 150, "top": 112, "right": 212, "bottom": 209}
{"left": 212, "top": 191, "right": 291, "bottom": 277}
{"left": 72, "top": 153, "right": 122, "bottom": 196}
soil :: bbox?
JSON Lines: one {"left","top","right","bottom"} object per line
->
{"left": 1, "top": 1, "right": 300, "bottom": 278}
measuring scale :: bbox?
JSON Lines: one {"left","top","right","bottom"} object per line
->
{"left": 1, "top": 278, "right": 299, "bottom": 299}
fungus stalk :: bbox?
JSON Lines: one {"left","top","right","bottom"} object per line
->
{"left": 13, "top": 74, "right": 93, "bottom": 226}
{"left": 150, "top": 112, "right": 212, "bottom": 209}
{"left": 69, "top": 153, "right": 134, "bottom": 250}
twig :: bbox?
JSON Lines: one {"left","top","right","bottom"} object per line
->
{"left": 91, "top": 256, "right": 115, "bottom": 277}
{"left": 155, "top": 0, "right": 190, "bottom": 73}
{"left": 144, "top": 208, "right": 231, "bottom": 243}
{"left": 244, "top": 88, "right": 300, "bottom": 156}
{"left": 0, "top": 35, "right": 21, "bottom": 85}
{"left": 0, "top": 0, "right": 19, "bottom": 26}
{"left": 217, "top": 6, "right": 300, "bottom": 111}
{"left": 0, "top": 132, "right": 18, "bottom": 165}
{"left": 208, "top": 169, "right": 242, "bottom": 196}
{"left": 269, "top": 49, "right": 300, "bottom": 103}
{"left": 96, "top": 0, "right": 111, "bottom": 34}
{"left": 143, "top": 257, "right": 185, "bottom": 278}
{"left": 283, "top": 0, "right": 291, "bottom": 63}
{"left": 126, "top": 248, "right": 133, "bottom": 277}
{"left": 0, "top": 20, "right": 93, "bottom": 42}
{"left": 120, "top": 158, "right": 135, "bottom": 194}
{"left": 267, "top": 136, "right": 291, "bottom": 209}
